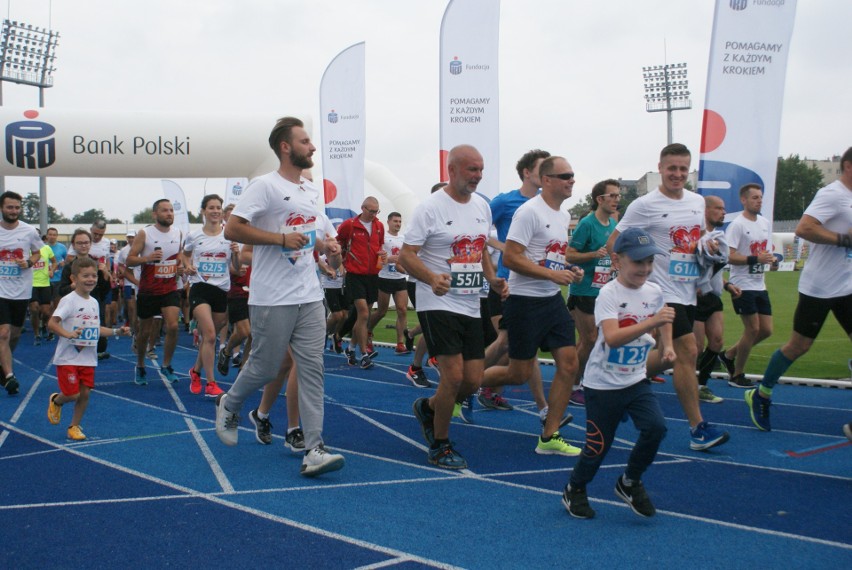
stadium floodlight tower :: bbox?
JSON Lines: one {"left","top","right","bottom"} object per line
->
{"left": 642, "top": 62, "right": 691, "bottom": 146}
{"left": 0, "top": 19, "right": 60, "bottom": 231}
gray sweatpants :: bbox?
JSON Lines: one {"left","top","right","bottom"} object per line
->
{"left": 224, "top": 301, "right": 327, "bottom": 450}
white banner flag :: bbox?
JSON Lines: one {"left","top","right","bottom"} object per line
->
{"left": 224, "top": 177, "right": 249, "bottom": 207}
{"left": 698, "top": 0, "right": 797, "bottom": 226}
{"left": 320, "top": 42, "right": 366, "bottom": 226}
{"left": 439, "top": 0, "right": 500, "bottom": 198}
{"left": 161, "top": 179, "right": 191, "bottom": 237}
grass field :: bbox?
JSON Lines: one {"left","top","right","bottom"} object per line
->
{"left": 370, "top": 270, "right": 850, "bottom": 380}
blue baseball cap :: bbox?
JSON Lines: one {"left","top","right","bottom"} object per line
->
{"left": 613, "top": 227, "right": 666, "bottom": 260}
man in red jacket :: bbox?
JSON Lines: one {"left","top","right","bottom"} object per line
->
{"left": 336, "top": 196, "right": 385, "bottom": 369}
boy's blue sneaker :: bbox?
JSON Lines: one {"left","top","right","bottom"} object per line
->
{"left": 428, "top": 442, "right": 467, "bottom": 470}
{"left": 745, "top": 389, "right": 772, "bottom": 431}
{"left": 161, "top": 365, "right": 179, "bottom": 384}
{"left": 689, "top": 421, "right": 729, "bottom": 451}
{"left": 134, "top": 367, "right": 148, "bottom": 386}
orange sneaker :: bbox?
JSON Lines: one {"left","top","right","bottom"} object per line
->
{"left": 47, "top": 393, "right": 62, "bottom": 425}
{"left": 205, "top": 381, "right": 224, "bottom": 398}
{"left": 67, "top": 425, "right": 86, "bottom": 441}
{"left": 189, "top": 368, "right": 202, "bottom": 394}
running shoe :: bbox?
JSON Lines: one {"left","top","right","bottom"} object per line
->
{"left": 366, "top": 349, "right": 379, "bottom": 360}
{"left": 2, "top": 374, "right": 19, "bottom": 395}
{"left": 412, "top": 397, "right": 435, "bottom": 446}
{"left": 47, "top": 393, "right": 61, "bottom": 424}
{"left": 614, "top": 477, "right": 656, "bottom": 517}
{"left": 562, "top": 485, "right": 595, "bottom": 519}
{"left": 718, "top": 351, "right": 736, "bottom": 380}
{"left": 301, "top": 445, "right": 345, "bottom": 477}
{"left": 453, "top": 396, "right": 474, "bottom": 424}
{"left": 405, "top": 366, "right": 431, "bottom": 388}
{"left": 232, "top": 353, "right": 243, "bottom": 368}
{"left": 161, "top": 365, "right": 178, "bottom": 384}
{"left": 216, "top": 347, "right": 231, "bottom": 376}
{"left": 345, "top": 348, "right": 357, "bottom": 366}
{"left": 285, "top": 427, "right": 305, "bottom": 452}
{"left": 428, "top": 441, "right": 467, "bottom": 470}
{"left": 34, "top": 334, "right": 41, "bottom": 346}
{"left": 332, "top": 334, "right": 343, "bottom": 354}
{"left": 403, "top": 328, "right": 415, "bottom": 352}
{"left": 189, "top": 368, "right": 202, "bottom": 394}
{"left": 569, "top": 389, "right": 586, "bottom": 407}
{"left": 359, "top": 355, "right": 374, "bottom": 369}
{"left": 46, "top": 332, "right": 55, "bottom": 341}
{"left": 67, "top": 425, "right": 86, "bottom": 441}
{"left": 146, "top": 348, "right": 157, "bottom": 359}
{"left": 689, "top": 421, "right": 730, "bottom": 450}
{"left": 745, "top": 389, "right": 771, "bottom": 431}
{"left": 648, "top": 375, "right": 666, "bottom": 384}
{"left": 427, "top": 356, "right": 439, "bottom": 374}
{"left": 249, "top": 409, "right": 273, "bottom": 445}
{"left": 134, "top": 367, "right": 148, "bottom": 386}
{"left": 205, "top": 381, "right": 224, "bottom": 398}
{"left": 698, "top": 386, "right": 723, "bottom": 403}
{"left": 477, "top": 387, "right": 513, "bottom": 410}
{"left": 729, "top": 373, "right": 756, "bottom": 389}
{"left": 539, "top": 406, "right": 573, "bottom": 429}
{"left": 843, "top": 422, "right": 852, "bottom": 442}
{"left": 215, "top": 393, "right": 240, "bottom": 446}
{"left": 535, "top": 432, "right": 581, "bottom": 456}
{"left": 395, "top": 342, "right": 410, "bottom": 355}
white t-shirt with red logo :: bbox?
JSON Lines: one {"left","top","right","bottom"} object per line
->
{"left": 184, "top": 228, "right": 232, "bottom": 292}
{"left": 379, "top": 233, "right": 407, "bottom": 280}
{"left": 584, "top": 279, "right": 665, "bottom": 390}
{"left": 52, "top": 291, "right": 101, "bottom": 367}
{"left": 232, "top": 171, "right": 332, "bottom": 307}
{"left": 726, "top": 213, "right": 771, "bottom": 291}
{"left": 404, "top": 190, "right": 491, "bottom": 318}
{"left": 616, "top": 188, "right": 705, "bottom": 306}
{"left": 506, "top": 194, "right": 571, "bottom": 298}
{"left": 0, "top": 221, "right": 44, "bottom": 300}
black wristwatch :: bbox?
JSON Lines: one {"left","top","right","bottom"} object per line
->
{"left": 26, "top": 259, "right": 33, "bottom": 268}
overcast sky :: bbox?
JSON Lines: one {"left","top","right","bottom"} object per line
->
{"left": 2, "top": 0, "right": 850, "bottom": 222}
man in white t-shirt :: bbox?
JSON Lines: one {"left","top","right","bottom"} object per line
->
{"left": 481, "top": 155, "right": 584, "bottom": 457}
{"left": 214, "top": 116, "right": 345, "bottom": 477}
{"left": 746, "top": 147, "right": 852, "bottom": 432}
{"left": 720, "top": 184, "right": 775, "bottom": 388}
{"left": 607, "top": 143, "right": 729, "bottom": 451}
{"left": 367, "top": 211, "right": 410, "bottom": 354}
{"left": 402, "top": 144, "right": 506, "bottom": 470}
{"left": 0, "top": 191, "right": 43, "bottom": 395}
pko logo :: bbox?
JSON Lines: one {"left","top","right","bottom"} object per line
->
{"left": 5, "top": 110, "right": 56, "bottom": 170}
{"left": 730, "top": 0, "right": 747, "bottom": 10}
{"left": 327, "top": 110, "right": 338, "bottom": 123}
{"left": 449, "top": 56, "right": 462, "bottom": 75}
{"left": 173, "top": 200, "right": 183, "bottom": 212}
{"left": 231, "top": 181, "right": 243, "bottom": 196}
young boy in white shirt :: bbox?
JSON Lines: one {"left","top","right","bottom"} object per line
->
{"left": 562, "top": 227, "right": 675, "bottom": 519}
{"left": 47, "top": 257, "right": 130, "bottom": 440}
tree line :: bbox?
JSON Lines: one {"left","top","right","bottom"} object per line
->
{"left": 19, "top": 195, "right": 204, "bottom": 226}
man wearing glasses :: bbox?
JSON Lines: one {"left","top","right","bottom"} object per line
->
{"left": 0, "top": 191, "right": 43, "bottom": 395}
{"left": 565, "top": 179, "right": 621, "bottom": 404}
{"left": 481, "top": 156, "right": 584, "bottom": 456}
{"left": 336, "top": 196, "right": 386, "bottom": 369}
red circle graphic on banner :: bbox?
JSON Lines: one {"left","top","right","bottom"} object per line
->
{"left": 700, "top": 109, "right": 726, "bottom": 153}
{"left": 323, "top": 179, "right": 338, "bottom": 204}
{"left": 24, "top": 110, "right": 39, "bottom": 119}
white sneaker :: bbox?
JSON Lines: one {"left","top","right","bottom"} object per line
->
{"left": 215, "top": 393, "right": 239, "bottom": 446}
{"left": 300, "top": 445, "right": 345, "bottom": 477}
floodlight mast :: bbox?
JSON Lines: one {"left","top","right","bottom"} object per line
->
{"left": 642, "top": 62, "right": 691, "bottom": 146}
{"left": 0, "top": 19, "right": 60, "bottom": 232}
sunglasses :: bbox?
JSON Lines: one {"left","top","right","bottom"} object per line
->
{"left": 545, "top": 172, "right": 575, "bottom": 181}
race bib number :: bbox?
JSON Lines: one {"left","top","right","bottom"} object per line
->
{"left": 33, "top": 260, "right": 46, "bottom": 271}
{"left": 449, "top": 262, "right": 483, "bottom": 295}
{"left": 480, "top": 277, "right": 490, "bottom": 296}
{"left": 543, "top": 251, "right": 566, "bottom": 272}
{"left": 281, "top": 222, "right": 316, "bottom": 259}
{"left": 668, "top": 252, "right": 699, "bottom": 282}
{"left": 592, "top": 259, "right": 612, "bottom": 289}
{"left": 154, "top": 258, "right": 178, "bottom": 279}
{"left": 0, "top": 260, "right": 21, "bottom": 279}
{"left": 71, "top": 324, "right": 99, "bottom": 347}
{"left": 198, "top": 254, "right": 227, "bottom": 279}
{"left": 748, "top": 263, "right": 765, "bottom": 275}
{"left": 604, "top": 343, "right": 651, "bottom": 374}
